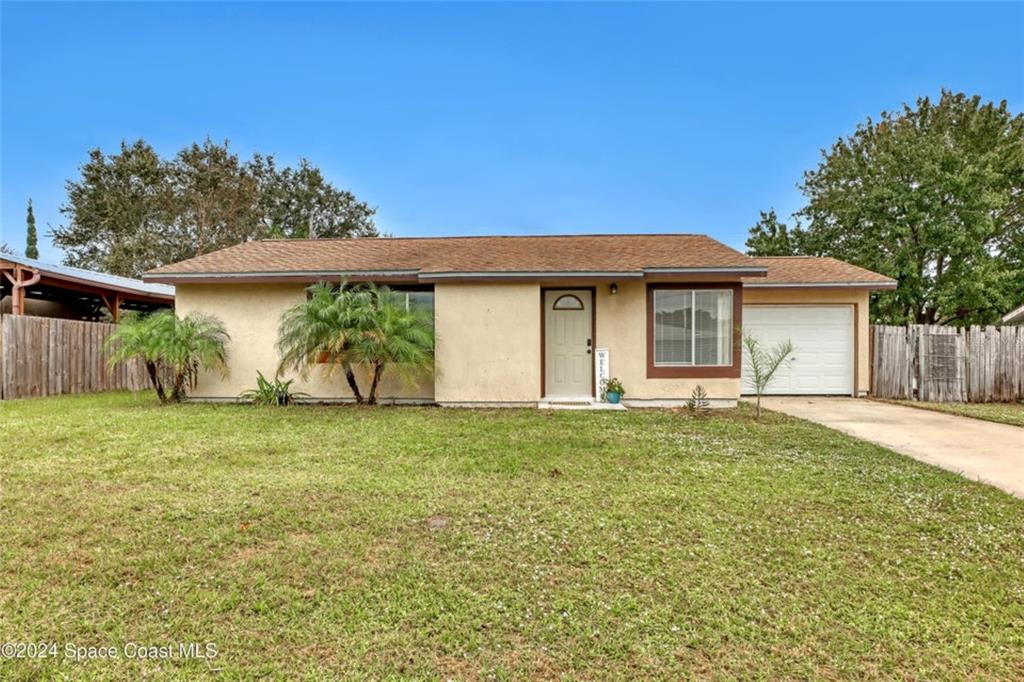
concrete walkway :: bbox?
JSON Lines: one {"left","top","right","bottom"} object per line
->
{"left": 759, "top": 397, "right": 1024, "bottom": 498}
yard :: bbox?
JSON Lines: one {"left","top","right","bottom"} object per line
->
{"left": 2, "top": 393, "right": 1023, "bottom": 680}
{"left": 882, "top": 400, "right": 1024, "bottom": 428}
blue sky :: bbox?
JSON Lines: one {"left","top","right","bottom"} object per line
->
{"left": 2, "top": 2, "right": 1022, "bottom": 263}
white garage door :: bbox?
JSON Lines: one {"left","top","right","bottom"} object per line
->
{"left": 742, "top": 306, "right": 854, "bottom": 395}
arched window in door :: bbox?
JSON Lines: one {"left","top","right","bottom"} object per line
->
{"left": 552, "top": 294, "right": 584, "bottom": 310}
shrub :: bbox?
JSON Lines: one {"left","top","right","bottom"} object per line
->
{"left": 239, "top": 371, "right": 309, "bottom": 406}
{"left": 686, "top": 385, "right": 711, "bottom": 417}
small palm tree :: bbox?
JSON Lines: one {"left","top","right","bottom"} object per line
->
{"left": 277, "top": 282, "right": 371, "bottom": 402}
{"left": 107, "top": 310, "right": 230, "bottom": 403}
{"left": 106, "top": 311, "right": 169, "bottom": 402}
{"left": 348, "top": 286, "right": 435, "bottom": 404}
{"left": 277, "top": 282, "right": 434, "bottom": 405}
{"left": 742, "top": 333, "right": 795, "bottom": 419}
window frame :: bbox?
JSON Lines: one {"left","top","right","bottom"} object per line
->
{"left": 646, "top": 283, "right": 743, "bottom": 379}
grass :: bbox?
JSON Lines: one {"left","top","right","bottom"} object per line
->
{"left": 2, "top": 392, "right": 1023, "bottom": 680}
{"left": 881, "top": 399, "right": 1024, "bottom": 428}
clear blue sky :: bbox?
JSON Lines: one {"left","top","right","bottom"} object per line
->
{"left": 2, "top": 2, "right": 1022, "bottom": 263}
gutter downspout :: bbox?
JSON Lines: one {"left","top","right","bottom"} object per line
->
{"left": 3, "top": 266, "right": 42, "bottom": 315}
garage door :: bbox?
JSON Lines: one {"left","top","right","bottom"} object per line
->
{"left": 742, "top": 306, "right": 853, "bottom": 395}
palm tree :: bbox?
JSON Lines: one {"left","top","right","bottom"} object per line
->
{"left": 106, "top": 311, "right": 168, "bottom": 402}
{"left": 277, "top": 282, "right": 370, "bottom": 402}
{"left": 348, "top": 285, "right": 435, "bottom": 404}
{"left": 106, "top": 310, "right": 230, "bottom": 403}
{"left": 277, "top": 282, "right": 434, "bottom": 405}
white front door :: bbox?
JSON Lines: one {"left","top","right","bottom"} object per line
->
{"left": 544, "top": 289, "right": 593, "bottom": 398}
{"left": 741, "top": 305, "right": 854, "bottom": 395}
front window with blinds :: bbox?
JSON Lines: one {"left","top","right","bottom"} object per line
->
{"left": 653, "top": 289, "right": 733, "bottom": 366}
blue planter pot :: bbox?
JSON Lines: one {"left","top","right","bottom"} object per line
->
{"left": 606, "top": 391, "right": 621, "bottom": 404}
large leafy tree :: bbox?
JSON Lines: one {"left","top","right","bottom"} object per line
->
{"left": 277, "top": 283, "right": 434, "bottom": 405}
{"left": 746, "top": 91, "right": 1024, "bottom": 325}
{"left": 53, "top": 140, "right": 177, "bottom": 277}
{"left": 25, "top": 199, "right": 39, "bottom": 259}
{"left": 170, "top": 139, "right": 263, "bottom": 255}
{"left": 54, "top": 139, "right": 377, "bottom": 277}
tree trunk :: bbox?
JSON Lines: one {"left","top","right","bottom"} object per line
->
{"left": 367, "top": 361, "right": 385, "bottom": 406}
{"left": 146, "top": 361, "right": 168, "bottom": 403}
{"left": 170, "top": 372, "right": 188, "bottom": 403}
{"left": 342, "top": 362, "right": 364, "bottom": 404}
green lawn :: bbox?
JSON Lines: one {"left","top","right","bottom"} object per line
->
{"left": 882, "top": 399, "right": 1024, "bottom": 428}
{"left": 2, "top": 393, "right": 1023, "bottom": 680}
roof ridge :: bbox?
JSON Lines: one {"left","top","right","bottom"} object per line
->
{"left": 256, "top": 232, "right": 708, "bottom": 243}
{"left": 753, "top": 255, "right": 827, "bottom": 260}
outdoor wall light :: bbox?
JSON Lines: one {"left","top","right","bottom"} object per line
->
{"left": 610, "top": 283, "right": 619, "bottom": 295}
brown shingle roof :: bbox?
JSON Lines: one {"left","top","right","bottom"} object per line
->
{"left": 745, "top": 256, "right": 896, "bottom": 288}
{"left": 145, "top": 234, "right": 764, "bottom": 280}
{"left": 143, "top": 236, "right": 894, "bottom": 288}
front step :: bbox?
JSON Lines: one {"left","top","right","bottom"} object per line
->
{"left": 538, "top": 399, "right": 627, "bottom": 411}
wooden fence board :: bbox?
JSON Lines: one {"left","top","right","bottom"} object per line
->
{"left": 0, "top": 314, "right": 149, "bottom": 400}
{"left": 872, "top": 323, "right": 1023, "bottom": 403}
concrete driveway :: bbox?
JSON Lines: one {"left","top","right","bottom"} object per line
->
{"left": 759, "top": 397, "right": 1024, "bottom": 498}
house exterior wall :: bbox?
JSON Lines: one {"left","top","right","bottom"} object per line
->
{"left": 434, "top": 282, "right": 541, "bottom": 404}
{"left": 173, "top": 280, "right": 873, "bottom": 404}
{"left": 594, "top": 281, "right": 740, "bottom": 405}
{"left": 742, "top": 287, "right": 872, "bottom": 395}
{"left": 174, "top": 283, "right": 433, "bottom": 401}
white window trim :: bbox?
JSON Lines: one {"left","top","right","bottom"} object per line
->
{"left": 653, "top": 289, "right": 733, "bottom": 367}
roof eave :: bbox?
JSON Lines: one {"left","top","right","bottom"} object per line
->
{"left": 743, "top": 281, "right": 898, "bottom": 290}
{"left": 143, "top": 270, "right": 421, "bottom": 285}
{"left": 146, "top": 266, "right": 768, "bottom": 284}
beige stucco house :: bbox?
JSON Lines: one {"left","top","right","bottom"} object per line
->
{"left": 144, "top": 234, "right": 895, "bottom": 407}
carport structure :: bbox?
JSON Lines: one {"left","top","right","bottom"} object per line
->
{"left": 1, "top": 253, "right": 173, "bottom": 321}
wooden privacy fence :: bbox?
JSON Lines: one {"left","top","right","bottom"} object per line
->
{"left": 871, "top": 324, "right": 1024, "bottom": 402}
{"left": 0, "top": 314, "right": 149, "bottom": 400}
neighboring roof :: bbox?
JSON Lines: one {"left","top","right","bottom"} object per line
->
{"left": 144, "top": 234, "right": 768, "bottom": 283}
{"left": 1, "top": 252, "right": 175, "bottom": 299}
{"left": 743, "top": 256, "right": 897, "bottom": 289}
{"left": 1003, "top": 303, "right": 1024, "bottom": 324}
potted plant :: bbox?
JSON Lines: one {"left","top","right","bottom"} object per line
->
{"left": 603, "top": 377, "right": 625, "bottom": 404}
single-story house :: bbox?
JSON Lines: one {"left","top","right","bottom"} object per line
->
{"left": 144, "top": 234, "right": 895, "bottom": 407}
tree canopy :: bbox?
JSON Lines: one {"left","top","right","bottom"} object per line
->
{"left": 745, "top": 209, "right": 796, "bottom": 257}
{"left": 746, "top": 91, "right": 1024, "bottom": 325}
{"left": 52, "top": 139, "right": 377, "bottom": 277}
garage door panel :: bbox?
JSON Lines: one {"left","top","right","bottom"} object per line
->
{"left": 742, "top": 305, "right": 853, "bottom": 395}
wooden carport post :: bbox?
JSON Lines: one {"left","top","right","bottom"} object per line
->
{"left": 100, "top": 293, "right": 123, "bottom": 323}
